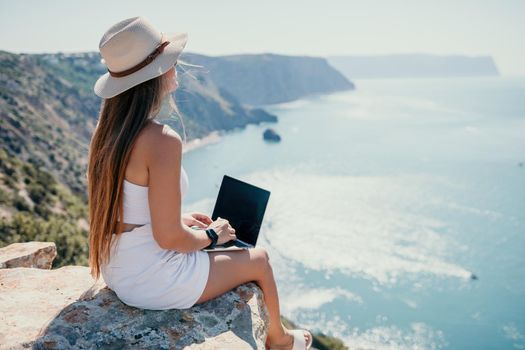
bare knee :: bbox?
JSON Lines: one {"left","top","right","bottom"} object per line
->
{"left": 253, "top": 246, "right": 269, "bottom": 262}
{"left": 252, "top": 247, "right": 272, "bottom": 275}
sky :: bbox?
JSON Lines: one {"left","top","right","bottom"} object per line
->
{"left": 1, "top": 0, "right": 524, "bottom": 75}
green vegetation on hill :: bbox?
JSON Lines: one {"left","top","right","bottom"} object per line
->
{"left": 0, "top": 51, "right": 93, "bottom": 197}
{"left": 0, "top": 149, "right": 88, "bottom": 267}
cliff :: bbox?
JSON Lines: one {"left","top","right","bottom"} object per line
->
{"left": 0, "top": 49, "right": 278, "bottom": 269}
{"left": 183, "top": 52, "right": 355, "bottom": 106}
{"left": 0, "top": 49, "right": 355, "bottom": 271}
{"left": 0, "top": 50, "right": 277, "bottom": 199}
{"left": 0, "top": 242, "right": 270, "bottom": 349}
{"left": 0, "top": 242, "right": 350, "bottom": 350}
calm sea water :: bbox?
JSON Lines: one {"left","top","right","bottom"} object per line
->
{"left": 180, "top": 77, "right": 525, "bottom": 349}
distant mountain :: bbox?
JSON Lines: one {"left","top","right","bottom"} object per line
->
{"left": 327, "top": 54, "right": 500, "bottom": 79}
{"left": 181, "top": 53, "right": 355, "bottom": 106}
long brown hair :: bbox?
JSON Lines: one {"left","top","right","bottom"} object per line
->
{"left": 87, "top": 67, "right": 177, "bottom": 280}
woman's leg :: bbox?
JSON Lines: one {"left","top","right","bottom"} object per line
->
{"left": 194, "top": 247, "right": 310, "bottom": 348}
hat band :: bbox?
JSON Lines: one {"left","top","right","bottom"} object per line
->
{"left": 107, "top": 41, "right": 170, "bottom": 78}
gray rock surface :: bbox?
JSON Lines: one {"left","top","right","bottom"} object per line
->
{"left": 0, "top": 241, "right": 56, "bottom": 269}
{"left": 0, "top": 242, "right": 270, "bottom": 350}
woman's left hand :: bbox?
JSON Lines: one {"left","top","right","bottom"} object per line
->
{"left": 182, "top": 212, "right": 213, "bottom": 229}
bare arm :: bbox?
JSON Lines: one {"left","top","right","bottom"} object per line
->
{"left": 146, "top": 125, "right": 211, "bottom": 253}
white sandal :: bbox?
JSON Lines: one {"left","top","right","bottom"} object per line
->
{"left": 290, "top": 329, "right": 313, "bottom": 350}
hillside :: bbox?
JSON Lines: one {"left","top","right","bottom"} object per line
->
{"left": 0, "top": 49, "right": 353, "bottom": 268}
{"left": 182, "top": 52, "right": 355, "bottom": 106}
{"left": 0, "top": 148, "right": 88, "bottom": 267}
{"left": 1, "top": 50, "right": 279, "bottom": 198}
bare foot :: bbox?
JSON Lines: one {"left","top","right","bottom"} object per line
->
{"left": 265, "top": 328, "right": 312, "bottom": 350}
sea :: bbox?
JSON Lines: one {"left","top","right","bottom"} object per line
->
{"left": 180, "top": 77, "right": 525, "bottom": 349}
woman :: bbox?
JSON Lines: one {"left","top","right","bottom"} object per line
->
{"left": 88, "top": 16, "right": 312, "bottom": 350}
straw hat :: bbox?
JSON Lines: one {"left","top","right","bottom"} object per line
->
{"left": 94, "top": 16, "right": 188, "bottom": 99}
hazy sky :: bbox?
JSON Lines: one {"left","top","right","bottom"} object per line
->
{"left": 1, "top": 0, "right": 524, "bottom": 75}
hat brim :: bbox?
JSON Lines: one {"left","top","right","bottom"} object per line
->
{"left": 94, "top": 32, "right": 188, "bottom": 99}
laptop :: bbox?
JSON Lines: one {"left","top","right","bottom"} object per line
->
{"left": 194, "top": 175, "right": 271, "bottom": 252}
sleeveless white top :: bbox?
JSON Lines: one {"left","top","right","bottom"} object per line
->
{"left": 118, "top": 165, "right": 190, "bottom": 224}
{"left": 101, "top": 164, "right": 211, "bottom": 310}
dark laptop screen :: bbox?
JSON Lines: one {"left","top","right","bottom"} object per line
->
{"left": 211, "top": 175, "right": 270, "bottom": 246}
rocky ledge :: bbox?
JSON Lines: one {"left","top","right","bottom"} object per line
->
{"left": 0, "top": 242, "right": 348, "bottom": 350}
{"left": 0, "top": 242, "right": 269, "bottom": 349}
{"left": 0, "top": 241, "right": 57, "bottom": 269}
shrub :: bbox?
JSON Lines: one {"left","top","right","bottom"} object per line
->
{"left": 0, "top": 187, "right": 12, "bottom": 204}
{"left": 34, "top": 204, "right": 51, "bottom": 220}
{"left": 27, "top": 183, "right": 46, "bottom": 205}
{"left": 0, "top": 212, "right": 89, "bottom": 268}
{"left": 13, "top": 194, "right": 30, "bottom": 212}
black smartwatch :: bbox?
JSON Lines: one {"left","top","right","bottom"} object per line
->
{"left": 204, "top": 228, "right": 218, "bottom": 249}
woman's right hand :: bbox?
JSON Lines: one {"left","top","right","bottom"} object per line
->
{"left": 207, "top": 217, "right": 237, "bottom": 245}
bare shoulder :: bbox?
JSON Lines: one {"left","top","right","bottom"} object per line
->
{"left": 140, "top": 121, "right": 182, "bottom": 161}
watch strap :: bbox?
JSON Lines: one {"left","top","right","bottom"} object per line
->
{"left": 205, "top": 228, "right": 218, "bottom": 249}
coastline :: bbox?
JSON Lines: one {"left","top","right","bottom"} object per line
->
{"left": 182, "top": 130, "right": 222, "bottom": 154}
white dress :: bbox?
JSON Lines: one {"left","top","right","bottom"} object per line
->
{"left": 101, "top": 165, "right": 210, "bottom": 310}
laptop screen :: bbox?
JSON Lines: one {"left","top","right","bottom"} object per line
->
{"left": 211, "top": 175, "right": 271, "bottom": 246}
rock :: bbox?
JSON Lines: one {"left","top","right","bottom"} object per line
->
{"left": 0, "top": 265, "right": 269, "bottom": 349}
{"left": 263, "top": 128, "right": 281, "bottom": 142}
{"left": 0, "top": 242, "right": 348, "bottom": 349}
{"left": 0, "top": 266, "right": 97, "bottom": 349}
{"left": 0, "top": 241, "right": 57, "bottom": 269}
